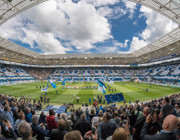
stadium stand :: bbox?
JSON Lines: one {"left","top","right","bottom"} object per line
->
{"left": 0, "top": 64, "right": 35, "bottom": 85}
{"left": 27, "top": 68, "right": 53, "bottom": 80}
{"left": 0, "top": 62, "right": 180, "bottom": 86}
{"left": 48, "top": 62, "right": 180, "bottom": 86}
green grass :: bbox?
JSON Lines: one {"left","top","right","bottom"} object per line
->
{"left": 0, "top": 81, "right": 179, "bottom": 105}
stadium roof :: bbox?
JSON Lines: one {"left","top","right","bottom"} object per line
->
{"left": 0, "top": 0, "right": 180, "bottom": 65}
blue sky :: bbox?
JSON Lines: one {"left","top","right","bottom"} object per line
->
{"left": 0, "top": 0, "right": 177, "bottom": 54}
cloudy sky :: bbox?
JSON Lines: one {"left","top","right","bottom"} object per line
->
{"left": 0, "top": 0, "right": 178, "bottom": 54}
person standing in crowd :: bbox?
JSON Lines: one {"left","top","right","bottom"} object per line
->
{"left": 75, "top": 113, "right": 91, "bottom": 137}
{"left": 64, "top": 130, "right": 83, "bottom": 140}
{"left": 159, "top": 97, "right": 172, "bottom": 122}
{"left": 140, "top": 114, "right": 177, "bottom": 140}
{"left": 31, "top": 115, "right": 50, "bottom": 140}
{"left": 1, "top": 119, "right": 17, "bottom": 139}
{"left": 174, "top": 117, "right": 180, "bottom": 140}
{"left": 98, "top": 112, "right": 119, "bottom": 140}
{"left": 39, "top": 111, "right": 46, "bottom": 124}
{"left": 89, "top": 98, "right": 91, "bottom": 105}
{"left": 133, "top": 107, "right": 150, "bottom": 140}
{"left": 40, "top": 95, "right": 43, "bottom": 102}
{"left": 47, "top": 97, "right": 49, "bottom": 106}
{"left": 51, "top": 119, "right": 67, "bottom": 140}
{"left": 25, "top": 107, "right": 32, "bottom": 123}
{"left": 112, "top": 110, "right": 120, "bottom": 125}
{"left": 112, "top": 128, "right": 128, "bottom": 140}
{"left": 76, "top": 97, "right": 79, "bottom": 103}
{"left": 17, "top": 122, "right": 35, "bottom": 140}
{"left": 46, "top": 109, "right": 57, "bottom": 132}
{"left": 61, "top": 113, "right": 72, "bottom": 131}
{"left": 94, "top": 96, "right": 96, "bottom": 102}
{"left": 69, "top": 112, "right": 77, "bottom": 130}
{"left": 43, "top": 96, "right": 46, "bottom": 105}
{"left": 14, "top": 111, "right": 25, "bottom": 133}
{"left": 3, "top": 105, "right": 15, "bottom": 128}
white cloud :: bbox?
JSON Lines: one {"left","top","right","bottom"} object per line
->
{"left": 0, "top": 16, "right": 24, "bottom": 40}
{"left": 96, "top": 6, "right": 114, "bottom": 17}
{"left": 140, "top": 6, "right": 178, "bottom": 42}
{"left": 130, "top": 37, "right": 148, "bottom": 51}
{"left": 86, "top": 0, "right": 119, "bottom": 7}
{"left": 114, "top": 39, "right": 129, "bottom": 48}
{"left": 0, "top": 0, "right": 113, "bottom": 54}
{"left": 129, "top": 6, "right": 178, "bottom": 52}
{"left": 122, "top": 0, "right": 137, "bottom": 19}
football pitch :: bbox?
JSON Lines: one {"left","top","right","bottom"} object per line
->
{"left": 0, "top": 81, "right": 179, "bottom": 105}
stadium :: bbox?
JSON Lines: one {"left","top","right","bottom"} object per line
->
{"left": 0, "top": 0, "right": 179, "bottom": 105}
{"left": 0, "top": 0, "right": 180, "bottom": 140}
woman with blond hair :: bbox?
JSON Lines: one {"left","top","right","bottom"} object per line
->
{"left": 112, "top": 128, "right": 128, "bottom": 140}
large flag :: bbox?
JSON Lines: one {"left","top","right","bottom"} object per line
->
{"left": 102, "top": 75, "right": 114, "bottom": 84}
{"left": 105, "top": 93, "right": 125, "bottom": 104}
{"left": 98, "top": 80, "right": 106, "bottom": 94}
{"left": 61, "top": 78, "right": 68, "bottom": 85}
{"left": 48, "top": 79, "right": 57, "bottom": 88}
{"left": 58, "top": 76, "right": 64, "bottom": 82}
{"left": 41, "top": 83, "right": 49, "bottom": 92}
{"left": 69, "top": 78, "right": 74, "bottom": 84}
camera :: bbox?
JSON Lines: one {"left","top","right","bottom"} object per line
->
{"left": 150, "top": 109, "right": 155, "bottom": 116}
{"left": 92, "top": 126, "right": 96, "bottom": 134}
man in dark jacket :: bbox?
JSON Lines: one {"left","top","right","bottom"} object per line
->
{"left": 51, "top": 119, "right": 67, "bottom": 140}
{"left": 75, "top": 113, "right": 91, "bottom": 137}
{"left": 133, "top": 107, "right": 150, "bottom": 140}
{"left": 140, "top": 114, "right": 177, "bottom": 140}
{"left": 98, "top": 112, "right": 119, "bottom": 140}
{"left": 159, "top": 97, "right": 172, "bottom": 122}
{"left": 31, "top": 115, "right": 50, "bottom": 140}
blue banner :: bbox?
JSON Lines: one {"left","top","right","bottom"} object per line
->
{"left": 41, "top": 83, "right": 49, "bottom": 92}
{"left": 50, "top": 83, "right": 57, "bottom": 88}
{"left": 48, "top": 80, "right": 57, "bottom": 88}
{"left": 105, "top": 93, "right": 125, "bottom": 104}
{"left": 97, "top": 80, "right": 106, "bottom": 94}
{"left": 61, "top": 78, "right": 68, "bottom": 85}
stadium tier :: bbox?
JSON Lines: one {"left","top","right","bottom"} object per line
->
{"left": 0, "top": 61, "right": 180, "bottom": 86}
{"left": 0, "top": 64, "right": 35, "bottom": 85}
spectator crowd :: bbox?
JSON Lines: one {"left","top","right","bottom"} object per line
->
{"left": 0, "top": 93, "right": 179, "bottom": 140}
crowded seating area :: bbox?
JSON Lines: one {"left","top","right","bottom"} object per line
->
{"left": 50, "top": 63, "right": 180, "bottom": 86}
{"left": 0, "top": 64, "right": 35, "bottom": 86}
{"left": 27, "top": 68, "right": 53, "bottom": 80}
{"left": 0, "top": 62, "right": 180, "bottom": 86}
{"left": 0, "top": 92, "right": 179, "bottom": 140}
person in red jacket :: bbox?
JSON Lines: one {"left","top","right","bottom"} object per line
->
{"left": 46, "top": 109, "right": 57, "bottom": 132}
